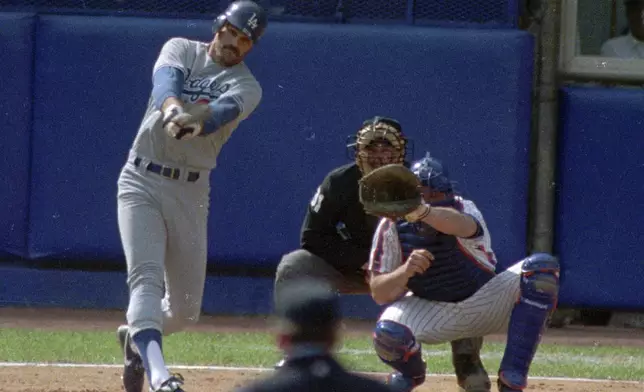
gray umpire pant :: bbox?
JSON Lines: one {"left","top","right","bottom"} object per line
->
{"left": 274, "top": 249, "right": 370, "bottom": 298}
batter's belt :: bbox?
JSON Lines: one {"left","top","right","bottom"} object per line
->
{"left": 133, "top": 156, "right": 201, "bottom": 183}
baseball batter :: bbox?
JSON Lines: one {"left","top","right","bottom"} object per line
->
{"left": 115, "top": 2, "right": 267, "bottom": 392}
{"left": 366, "top": 154, "right": 560, "bottom": 392}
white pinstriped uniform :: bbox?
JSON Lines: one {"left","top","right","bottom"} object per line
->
{"left": 367, "top": 199, "right": 524, "bottom": 345}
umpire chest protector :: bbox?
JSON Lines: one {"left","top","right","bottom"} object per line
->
{"left": 397, "top": 219, "right": 494, "bottom": 303}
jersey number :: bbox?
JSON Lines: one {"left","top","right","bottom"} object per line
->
{"left": 310, "top": 187, "right": 324, "bottom": 213}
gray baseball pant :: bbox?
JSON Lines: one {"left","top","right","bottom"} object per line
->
{"left": 274, "top": 249, "right": 370, "bottom": 297}
{"left": 117, "top": 160, "right": 210, "bottom": 337}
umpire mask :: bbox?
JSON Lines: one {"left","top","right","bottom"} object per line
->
{"left": 352, "top": 117, "right": 406, "bottom": 175}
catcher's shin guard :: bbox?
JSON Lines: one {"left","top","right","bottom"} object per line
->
{"left": 498, "top": 253, "right": 559, "bottom": 390}
{"left": 373, "top": 320, "right": 426, "bottom": 391}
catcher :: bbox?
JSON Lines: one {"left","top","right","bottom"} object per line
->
{"left": 361, "top": 153, "right": 560, "bottom": 392}
{"left": 273, "top": 118, "right": 491, "bottom": 392}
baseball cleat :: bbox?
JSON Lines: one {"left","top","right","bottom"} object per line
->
{"left": 153, "top": 374, "right": 185, "bottom": 392}
{"left": 273, "top": 358, "right": 286, "bottom": 369}
{"left": 497, "top": 384, "right": 523, "bottom": 392}
{"left": 117, "top": 324, "right": 146, "bottom": 392}
{"left": 385, "top": 372, "right": 419, "bottom": 392}
{"left": 497, "top": 371, "right": 525, "bottom": 392}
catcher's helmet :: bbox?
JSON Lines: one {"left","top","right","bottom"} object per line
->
{"left": 213, "top": 0, "right": 268, "bottom": 43}
{"left": 411, "top": 152, "right": 453, "bottom": 194}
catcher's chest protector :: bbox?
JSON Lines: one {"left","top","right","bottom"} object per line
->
{"left": 397, "top": 222, "right": 493, "bottom": 303}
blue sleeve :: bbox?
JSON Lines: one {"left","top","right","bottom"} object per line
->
{"left": 202, "top": 96, "right": 242, "bottom": 135}
{"left": 151, "top": 66, "right": 185, "bottom": 110}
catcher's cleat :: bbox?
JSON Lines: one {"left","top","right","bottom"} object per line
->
{"left": 497, "top": 371, "right": 525, "bottom": 392}
{"left": 385, "top": 372, "right": 422, "bottom": 392}
{"left": 153, "top": 373, "right": 185, "bottom": 392}
{"left": 117, "top": 324, "right": 146, "bottom": 392}
{"left": 497, "top": 381, "right": 523, "bottom": 392}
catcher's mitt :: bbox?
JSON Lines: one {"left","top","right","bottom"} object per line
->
{"left": 358, "top": 163, "right": 423, "bottom": 219}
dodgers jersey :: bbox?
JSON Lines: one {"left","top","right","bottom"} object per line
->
{"left": 368, "top": 197, "right": 498, "bottom": 302}
{"left": 131, "top": 37, "right": 262, "bottom": 171}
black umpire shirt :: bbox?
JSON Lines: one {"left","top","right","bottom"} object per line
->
{"left": 300, "top": 163, "right": 380, "bottom": 273}
{"left": 236, "top": 353, "right": 395, "bottom": 392}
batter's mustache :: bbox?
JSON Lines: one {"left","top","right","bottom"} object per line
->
{"left": 222, "top": 45, "right": 239, "bottom": 56}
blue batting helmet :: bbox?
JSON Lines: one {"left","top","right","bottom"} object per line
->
{"left": 213, "top": 1, "right": 268, "bottom": 43}
{"left": 410, "top": 152, "right": 453, "bottom": 194}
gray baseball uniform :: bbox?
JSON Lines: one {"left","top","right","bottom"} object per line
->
{"left": 117, "top": 37, "right": 262, "bottom": 337}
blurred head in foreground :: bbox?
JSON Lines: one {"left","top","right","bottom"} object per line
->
{"left": 273, "top": 279, "right": 343, "bottom": 354}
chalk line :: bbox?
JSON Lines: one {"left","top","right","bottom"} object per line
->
{"left": 0, "top": 362, "right": 641, "bottom": 384}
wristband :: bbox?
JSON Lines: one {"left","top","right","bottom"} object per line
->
{"left": 405, "top": 203, "right": 432, "bottom": 222}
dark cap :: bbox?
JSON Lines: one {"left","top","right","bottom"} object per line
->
{"left": 274, "top": 279, "right": 341, "bottom": 335}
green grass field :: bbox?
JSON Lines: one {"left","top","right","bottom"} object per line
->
{"left": 1, "top": 328, "right": 643, "bottom": 381}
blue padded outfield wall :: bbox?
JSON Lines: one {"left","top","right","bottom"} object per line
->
{"left": 24, "top": 16, "right": 534, "bottom": 267}
{"left": 0, "top": 13, "right": 33, "bottom": 259}
{"left": 3, "top": 9, "right": 639, "bottom": 317}
{"left": 556, "top": 86, "right": 644, "bottom": 310}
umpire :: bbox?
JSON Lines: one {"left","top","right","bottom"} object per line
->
{"left": 235, "top": 279, "right": 395, "bottom": 392}
{"left": 274, "top": 116, "right": 409, "bottom": 297}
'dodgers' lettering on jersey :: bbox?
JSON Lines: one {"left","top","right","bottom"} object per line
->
{"left": 183, "top": 77, "right": 231, "bottom": 102}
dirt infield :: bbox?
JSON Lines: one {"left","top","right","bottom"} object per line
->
{"left": 1, "top": 307, "right": 644, "bottom": 392}
{"left": 3, "top": 365, "right": 643, "bottom": 392}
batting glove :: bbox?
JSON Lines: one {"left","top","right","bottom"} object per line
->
{"left": 162, "top": 104, "right": 204, "bottom": 140}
